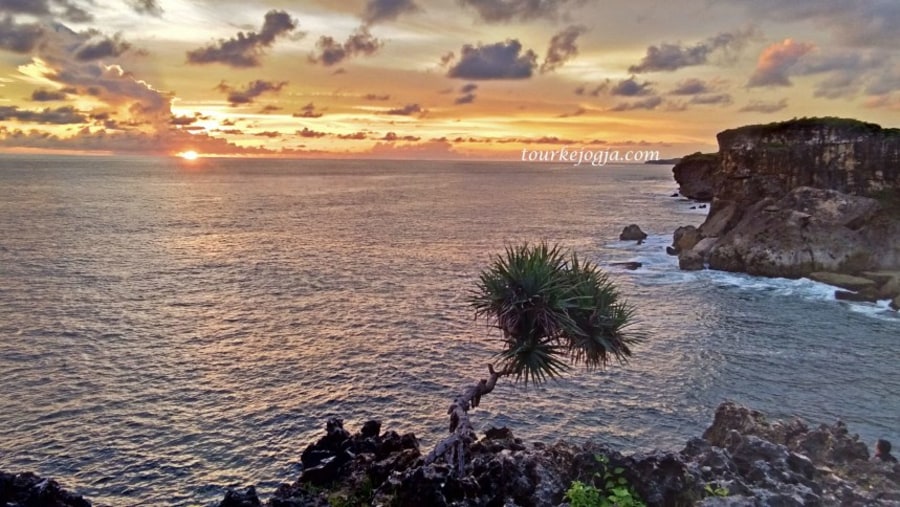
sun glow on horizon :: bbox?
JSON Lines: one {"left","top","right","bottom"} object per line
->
{"left": 177, "top": 150, "right": 199, "bottom": 160}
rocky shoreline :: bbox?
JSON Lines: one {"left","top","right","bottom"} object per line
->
{"left": 4, "top": 403, "right": 898, "bottom": 506}
{"left": 668, "top": 117, "right": 900, "bottom": 310}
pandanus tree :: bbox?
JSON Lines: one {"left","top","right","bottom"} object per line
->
{"left": 425, "top": 243, "right": 639, "bottom": 473}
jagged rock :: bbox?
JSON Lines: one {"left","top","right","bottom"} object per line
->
{"left": 679, "top": 250, "right": 705, "bottom": 270}
{"left": 672, "top": 225, "right": 702, "bottom": 253}
{"left": 0, "top": 471, "right": 91, "bottom": 507}
{"left": 218, "top": 486, "right": 261, "bottom": 507}
{"left": 835, "top": 289, "right": 879, "bottom": 302}
{"left": 611, "top": 261, "right": 643, "bottom": 270}
{"left": 673, "top": 152, "right": 719, "bottom": 201}
{"left": 705, "top": 188, "right": 900, "bottom": 277}
{"left": 892, "top": 295, "right": 900, "bottom": 310}
{"left": 666, "top": 246, "right": 678, "bottom": 256}
{"left": 619, "top": 224, "right": 648, "bottom": 242}
{"left": 809, "top": 272, "right": 879, "bottom": 292}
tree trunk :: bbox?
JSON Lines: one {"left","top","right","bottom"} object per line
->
{"left": 424, "top": 364, "right": 509, "bottom": 475}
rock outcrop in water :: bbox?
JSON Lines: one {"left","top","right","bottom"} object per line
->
{"left": 214, "top": 402, "right": 898, "bottom": 506}
{"left": 0, "top": 471, "right": 91, "bottom": 507}
{"left": 672, "top": 152, "right": 720, "bottom": 201}
{"left": 669, "top": 118, "right": 900, "bottom": 305}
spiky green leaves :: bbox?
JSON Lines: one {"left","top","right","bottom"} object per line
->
{"left": 471, "top": 243, "right": 637, "bottom": 385}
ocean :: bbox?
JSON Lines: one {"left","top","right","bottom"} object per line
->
{"left": 1, "top": 156, "right": 897, "bottom": 506}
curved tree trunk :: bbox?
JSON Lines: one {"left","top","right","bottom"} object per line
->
{"left": 424, "top": 364, "right": 509, "bottom": 475}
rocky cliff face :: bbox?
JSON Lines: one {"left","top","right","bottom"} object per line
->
{"left": 671, "top": 118, "right": 900, "bottom": 284}
{"left": 673, "top": 152, "right": 720, "bottom": 201}
{"left": 714, "top": 118, "right": 900, "bottom": 207}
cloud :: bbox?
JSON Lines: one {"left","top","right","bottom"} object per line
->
{"left": 259, "top": 104, "right": 282, "bottom": 113}
{"left": 689, "top": 93, "right": 732, "bottom": 106}
{"left": 297, "top": 127, "right": 326, "bottom": 138}
{"left": 254, "top": 131, "right": 281, "bottom": 138}
{"left": 460, "top": 83, "right": 478, "bottom": 93}
{"left": 557, "top": 107, "right": 586, "bottom": 118}
{"left": 170, "top": 114, "right": 197, "bottom": 125}
{"left": 628, "top": 28, "right": 755, "bottom": 73}
{"left": 126, "top": 0, "right": 163, "bottom": 16}
{"left": 738, "top": 98, "right": 788, "bottom": 113}
{"left": 458, "top": 0, "right": 584, "bottom": 23}
{"left": 447, "top": 39, "right": 537, "bottom": 80}
{"left": 310, "top": 27, "right": 382, "bottom": 66}
{"left": 362, "top": 0, "right": 420, "bottom": 24}
{"left": 747, "top": 39, "right": 815, "bottom": 87}
{"left": 293, "top": 102, "right": 323, "bottom": 118}
{"left": 0, "top": 105, "right": 86, "bottom": 124}
{"left": 363, "top": 93, "right": 391, "bottom": 101}
{"left": 454, "top": 93, "right": 476, "bottom": 104}
{"left": 729, "top": 0, "right": 900, "bottom": 49}
{"left": 218, "top": 80, "right": 288, "bottom": 105}
{"left": 0, "top": 16, "right": 45, "bottom": 53}
{"left": 385, "top": 103, "right": 423, "bottom": 115}
{"left": 31, "top": 88, "right": 68, "bottom": 101}
{"left": 541, "top": 25, "right": 586, "bottom": 73}
{"left": 0, "top": 0, "right": 92, "bottom": 22}
{"left": 338, "top": 131, "right": 368, "bottom": 140}
{"left": 186, "top": 10, "right": 297, "bottom": 68}
{"left": 605, "top": 76, "right": 654, "bottom": 96}
{"left": 609, "top": 96, "right": 663, "bottom": 112}
{"left": 668, "top": 78, "right": 712, "bottom": 95}
{"left": 74, "top": 32, "right": 131, "bottom": 61}
{"left": 382, "top": 131, "right": 420, "bottom": 141}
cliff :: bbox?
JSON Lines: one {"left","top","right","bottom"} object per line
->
{"left": 670, "top": 118, "right": 900, "bottom": 290}
{"left": 672, "top": 152, "right": 720, "bottom": 201}
{"left": 714, "top": 117, "right": 900, "bottom": 207}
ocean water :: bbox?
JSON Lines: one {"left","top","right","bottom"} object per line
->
{"left": 0, "top": 156, "right": 897, "bottom": 506}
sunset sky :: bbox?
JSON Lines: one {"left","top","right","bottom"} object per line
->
{"left": 1, "top": 0, "right": 899, "bottom": 159}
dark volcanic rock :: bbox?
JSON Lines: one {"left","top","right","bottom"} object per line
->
{"left": 611, "top": 261, "right": 643, "bottom": 270}
{"left": 673, "top": 152, "right": 720, "bottom": 201}
{"left": 0, "top": 471, "right": 91, "bottom": 507}
{"left": 619, "top": 224, "right": 648, "bottom": 242}
{"left": 218, "top": 486, "right": 261, "bottom": 507}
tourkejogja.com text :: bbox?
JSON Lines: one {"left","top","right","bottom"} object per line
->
{"left": 521, "top": 147, "right": 661, "bottom": 166}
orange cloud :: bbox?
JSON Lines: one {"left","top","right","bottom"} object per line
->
{"left": 747, "top": 38, "right": 815, "bottom": 87}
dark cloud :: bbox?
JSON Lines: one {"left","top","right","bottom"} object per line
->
{"left": 31, "top": 88, "right": 68, "bottom": 101}
{"left": 293, "top": 102, "right": 323, "bottom": 118}
{"left": 297, "top": 127, "right": 326, "bottom": 138}
{"left": 738, "top": 98, "right": 788, "bottom": 113}
{"left": 628, "top": 28, "right": 755, "bottom": 73}
{"left": 363, "top": 93, "right": 391, "bottom": 101}
{"left": 254, "top": 131, "right": 281, "bottom": 138}
{"left": 362, "top": 0, "right": 420, "bottom": 24}
{"left": 126, "top": 0, "right": 163, "bottom": 16}
{"left": 310, "top": 27, "right": 382, "bottom": 66}
{"left": 0, "top": 16, "right": 45, "bottom": 53}
{"left": 259, "top": 105, "right": 282, "bottom": 113}
{"left": 460, "top": 83, "right": 478, "bottom": 93}
{"left": 74, "top": 33, "right": 131, "bottom": 61}
{"left": 454, "top": 93, "right": 476, "bottom": 104}
{"left": 609, "top": 96, "right": 663, "bottom": 112}
{"left": 0, "top": 105, "right": 87, "bottom": 124}
{"left": 605, "top": 76, "right": 654, "bottom": 96}
{"left": 382, "top": 132, "right": 420, "bottom": 141}
{"left": 689, "top": 93, "right": 732, "bottom": 106}
{"left": 668, "top": 78, "right": 712, "bottom": 95}
{"left": 186, "top": 10, "right": 297, "bottom": 68}
{"left": 219, "top": 80, "right": 288, "bottom": 105}
{"left": 746, "top": 39, "right": 814, "bottom": 87}
{"left": 729, "top": 0, "right": 900, "bottom": 48}
{"left": 385, "top": 103, "right": 423, "bottom": 115}
{"left": 338, "top": 131, "right": 368, "bottom": 140}
{"left": 458, "top": 0, "right": 585, "bottom": 23}
{"left": 793, "top": 52, "right": 883, "bottom": 99}
{"left": 170, "top": 114, "right": 197, "bottom": 125}
{"left": 541, "top": 25, "right": 586, "bottom": 73}
{"left": 447, "top": 39, "right": 537, "bottom": 80}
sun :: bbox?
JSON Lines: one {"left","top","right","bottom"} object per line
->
{"left": 177, "top": 150, "right": 199, "bottom": 160}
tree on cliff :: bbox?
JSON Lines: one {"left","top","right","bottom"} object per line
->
{"left": 425, "top": 243, "right": 639, "bottom": 473}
